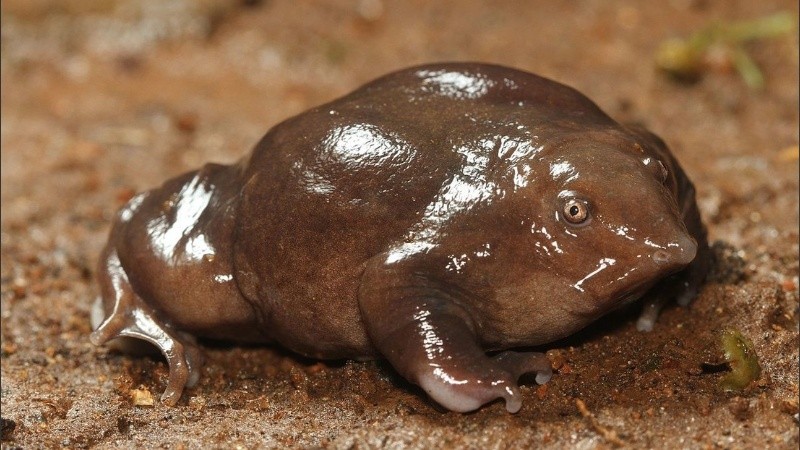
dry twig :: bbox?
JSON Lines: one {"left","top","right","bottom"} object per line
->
{"left": 575, "top": 398, "right": 626, "bottom": 447}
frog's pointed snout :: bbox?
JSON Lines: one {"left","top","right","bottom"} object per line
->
{"left": 652, "top": 233, "right": 697, "bottom": 269}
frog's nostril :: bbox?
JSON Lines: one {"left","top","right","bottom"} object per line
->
{"left": 652, "top": 249, "right": 671, "bottom": 265}
{"left": 651, "top": 234, "right": 698, "bottom": 267}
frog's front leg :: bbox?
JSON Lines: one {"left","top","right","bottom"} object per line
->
{"left": 358, "top": 260, "right": 552, "bottom": 413}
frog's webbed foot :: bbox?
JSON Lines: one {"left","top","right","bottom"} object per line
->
{"left": 417, "top": 350, "right": 552, "bottom": 413}
{"left": 91, "top": 249, "right": 204, "bottom": 406}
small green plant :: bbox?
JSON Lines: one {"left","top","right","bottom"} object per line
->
{"left": 656, "top": 12, "right": 796, "bottom": 89}
{"left": 719, "top": 329, "right": 762, "bottom": 391}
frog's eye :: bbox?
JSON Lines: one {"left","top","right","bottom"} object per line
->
{"left": 644, "top": 157, "right": 668, "bottom": 183}
{"left": 656, "top": 160, "right": 668, "bottom": 183}
{"left": 562, "top": 198, "right": 590, "bottom": 225}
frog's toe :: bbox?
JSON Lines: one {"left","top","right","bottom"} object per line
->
{"left": 160, "top": 337, "right": 204, "bottom": 405}
{"left": 676, "top": 284, "right": 698, "bottom": 307}
{"left": 636, "top": 309, "right": 657, "bottom": 332}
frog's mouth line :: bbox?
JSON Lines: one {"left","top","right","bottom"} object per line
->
{"left": 618, "top": 290, "right": 646, "bottom": 306}
{"left": 567, "top": 283, "right": 651, "bottom": 320}
{"left": 615, "top": 259, "right": 692, "bottom": 308}
{"left": 613, "top": 282, "right": 656, "bottom": 309}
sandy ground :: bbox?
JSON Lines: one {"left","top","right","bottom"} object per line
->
{"left": 1, "top": 1, "right": 798, "bottom": 448}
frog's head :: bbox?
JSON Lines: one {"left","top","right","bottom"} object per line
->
{"left": 486, "top": 134, "right": 697, "bottom": 344}
{"left": 556, "top": 138, "right": 693, "bottom": 300}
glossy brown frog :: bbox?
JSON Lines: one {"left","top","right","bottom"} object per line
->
{"left": 91, "top": 63, "right": 709, "bottom": 413}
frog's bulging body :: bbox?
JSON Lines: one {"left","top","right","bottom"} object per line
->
{"left": 91, "top": 63, "right": 709, "bottom": 413}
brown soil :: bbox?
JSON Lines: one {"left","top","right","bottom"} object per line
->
{"left": 1, "top": 1, "right": 798, "bottom": 448}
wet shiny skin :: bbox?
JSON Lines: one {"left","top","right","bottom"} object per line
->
{"left": 91, "top": 63, "right": 709, "bottom": 413}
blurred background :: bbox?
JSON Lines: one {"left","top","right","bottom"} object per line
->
{"left": 1, "top": 1, "right": 798, "bottom": 448}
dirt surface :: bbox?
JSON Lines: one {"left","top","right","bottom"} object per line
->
{"left": 1, "top": 1, "right": 798, "bottom": 448}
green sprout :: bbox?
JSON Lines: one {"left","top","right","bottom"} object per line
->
{"left": 719, "top": 329, "right": 762, "bottom": 391}
{"left": 656, "top": 12, "right": 797, "bottom": 89}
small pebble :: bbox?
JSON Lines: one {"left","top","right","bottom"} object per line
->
{"left": 130, "top": 387, "right": 155, "bottom": 407}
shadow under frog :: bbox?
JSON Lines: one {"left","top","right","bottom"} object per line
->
{"left": 90, "top": 62, "right": 709, "bottom": 413}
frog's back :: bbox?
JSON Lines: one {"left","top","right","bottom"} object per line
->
{"left": 232, "top": 63, "right": 618, "bottom": 358}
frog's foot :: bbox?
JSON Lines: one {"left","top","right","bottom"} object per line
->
{"left": 91, "top": 297, "right": 204, "bottom": 405}
{"left": 91, "top": 250, "right": 204, "bottom": 406}
{"left": 91, "top": 301, "right": 204, "bottom": 405}
{"left": 415, "top": 351, "right": 552, "bottom": 414}
{"left": 636, "top": 292, "right": 671, "bottom": 332}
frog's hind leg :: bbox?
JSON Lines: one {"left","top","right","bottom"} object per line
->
{"left": 90, "top": 248, "right": 204, "bottom": 406}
